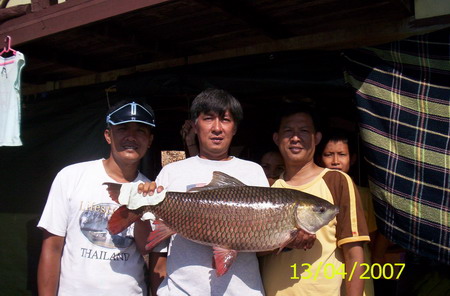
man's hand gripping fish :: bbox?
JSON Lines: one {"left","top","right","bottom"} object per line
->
{"left": 104, "top": 171, "right": 339, "bottom": 276}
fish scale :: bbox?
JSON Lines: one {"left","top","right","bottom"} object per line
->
{"left": 105, "top": 171, "right": 339, "bottom": 276}
{"left": 147, "top": 186, "right": 307, "bottom": 251}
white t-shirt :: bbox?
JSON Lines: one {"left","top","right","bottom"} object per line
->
{"left": 155, "top": 156, "right": 269, "bottom": 296}
{"left": 38, "top": 159, "right": 148, "bottom": 296}
{"left": 0, "top": 51, "right": 25, "bottom": 146}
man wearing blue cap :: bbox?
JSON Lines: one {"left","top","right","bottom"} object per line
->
{"left": 37, "top": 100, "right": 156, "bottom": 295}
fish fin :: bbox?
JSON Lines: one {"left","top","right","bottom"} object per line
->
{"left": 188, "top": 171, "right": 246, "bottom": 192}
{"left": 212, "top": 246, "right": 238, "bottom": 277}
{"left": 186, "top": 183, "right": 207, "bottom": 192}
{"left": 145, "top": 220, "right": 175, "bottom": 251}
{"left": 103, "top": 182, "right": 122, "bottom": 203}
{"left": 276, "top": 230, "right": 299, "bottom": 255}
{"left": 108, "top": 205, "right": 140, "bottom": 235}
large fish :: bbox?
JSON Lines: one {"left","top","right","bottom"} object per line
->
{"left": 104, "top": 171, "right": 339, "bottom": 276}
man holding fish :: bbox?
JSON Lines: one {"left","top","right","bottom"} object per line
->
{"left": 37, "top": 100, "right": 156, "bottom": 295}
{"left": 140, "top": 89, "right": 317, "bottom": 295}
{"left": 259, "top": 102, "right": 370, "bottom": 296}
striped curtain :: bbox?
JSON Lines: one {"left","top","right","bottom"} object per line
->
{"left": 343, "top": 28, "right": 450, "bottom": 265}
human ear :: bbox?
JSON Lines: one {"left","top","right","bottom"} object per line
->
{"left": 314, "top": 132, "right": 322, "bottom": 146}
{"left": 193, "top": 119, "right": 199, "bottom": 135}
{"left": 273, "top": 133, "right": 279, "bottom": 146}
{"left": 104, "top": 129, "right": 112, "bottom": 144}
{"left": 147, "top": 134, "right": 154, "bottom": 148}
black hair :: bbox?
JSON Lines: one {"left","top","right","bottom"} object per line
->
{"left": 273, "top": 102, "right": 321, "bottom": 132}
{"left": 316, "top": 128, "right": 356, "bottom": 156}
{"left": 190, "top": 88, "right": 243, "bottom": 126}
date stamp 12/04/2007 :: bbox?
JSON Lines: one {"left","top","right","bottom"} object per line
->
{"left": 290, "top": 262, "right": 405, "bottom": 281}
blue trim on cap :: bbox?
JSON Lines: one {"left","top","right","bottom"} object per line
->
{"left": 106, "top": 102, "right": 156, "bottom": 127}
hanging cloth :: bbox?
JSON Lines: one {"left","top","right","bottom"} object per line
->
{"left": 0, "top": 50, "right": 26, "bottom": 146}
{"left": 342, "top": 28, "right": 450, "bottom": 265}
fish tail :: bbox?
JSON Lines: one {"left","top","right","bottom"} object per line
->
{"left": 108, "top": 205, "right": 141, "bottom": 235}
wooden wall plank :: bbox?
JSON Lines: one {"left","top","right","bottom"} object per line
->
{"left": 0, "top": 0, "right": 173, "bottom": 45}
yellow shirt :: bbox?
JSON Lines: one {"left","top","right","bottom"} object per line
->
{"left": 259, "top": 169, "right": 372, "bottom": 296}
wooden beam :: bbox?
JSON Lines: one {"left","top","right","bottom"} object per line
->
{"left": 0, "top": 0, "right": 173, "bottom": 46}
{"left": 23, "top": 44, "right": 102, "bottom": 74}
{"left": 0, "top": 4, "right": 30, "bottom": 22}
{"left": 387, "top": 0, "right": 413, "bottom": 15}
{"left": 198, "top": 0, "right": 293, "bottom": 39}
{"left": 31, "top": 0, "right": 52, "bottom": 12}
{"left": 183, "top": 18, "right": 448, "bottom": 63}
{"left": 94, "top": 21, "right": 199, "bottom": 59}
{"left": 23, "top": 18, "right": 449, "bottom": 96}
{"left": 412, "top": 14, "right": 450, "bottom": 27}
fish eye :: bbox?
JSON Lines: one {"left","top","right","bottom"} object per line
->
{"left": 315, "top": 206, "right": 325, "bottom": 213}
{"left": 314, "top": 206, "right": 325, "bottom": 214}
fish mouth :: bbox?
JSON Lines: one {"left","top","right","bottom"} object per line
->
{"left": 332, "top": 205, "right": 340, "bottom": 216}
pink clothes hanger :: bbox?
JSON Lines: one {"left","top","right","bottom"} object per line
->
{"left": 0, "top": 36, "right": 17, "bottom": 57}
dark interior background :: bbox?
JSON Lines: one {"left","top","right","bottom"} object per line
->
{"left": 0, "top": 49, "right": 360, "bottom": 215}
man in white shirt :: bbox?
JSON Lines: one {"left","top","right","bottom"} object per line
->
{"left": 148, "top": 89, "right": 314, "bottom": 296}
{"left": 37, "top": 100, "right": 156, "bottom": 296}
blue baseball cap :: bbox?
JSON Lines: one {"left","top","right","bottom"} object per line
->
{"left": 106, "top": 102, "right": 156, "bottom": 127}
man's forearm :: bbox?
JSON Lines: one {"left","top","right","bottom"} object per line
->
{"left": 149, "top": 252, "right": 167, "bottom": 296}
{"left": 38, "top": 232, "right": 64, "bottom": 296}
{"left": 343, "top": 242, "right": 365, "bottom": 296}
